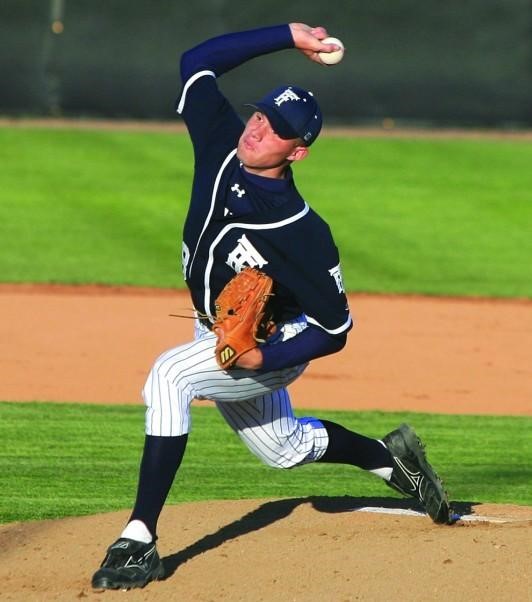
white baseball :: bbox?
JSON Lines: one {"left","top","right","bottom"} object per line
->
{"left": 318, "top": 36, "right": 345, "bottom": 65}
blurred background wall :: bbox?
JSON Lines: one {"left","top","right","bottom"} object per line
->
{"left": 1, "top": 0, "right": 531, "bottom": 127}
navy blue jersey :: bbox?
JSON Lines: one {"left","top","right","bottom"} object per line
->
{"left": 176, "top": 27, "right": 352, "bottom": 343}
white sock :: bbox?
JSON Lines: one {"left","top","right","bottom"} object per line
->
{"left": 370, "top": 440, "right": 393, "bottom": 481}
{"left": 120, "top": 519, "right": 153, "bottom": 544}
{"left": 369, "top": 466, "right": 393, "bottom": 480}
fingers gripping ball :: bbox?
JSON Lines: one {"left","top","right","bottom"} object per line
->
{"left": 319, "top": 36, "right": 345, "bottom": 65}
{"left": 213, "top": 267, "right": 274, "bottom": 369}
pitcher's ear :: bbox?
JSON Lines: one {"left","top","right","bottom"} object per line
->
{"left": 288, "top": 145, "right": 309, "bottom": 162}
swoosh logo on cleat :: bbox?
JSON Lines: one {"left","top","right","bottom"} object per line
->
{"left": 123, "top": 546, "right": 156, "bottom": 568}
{"left": 394, "top": 457, "right": 425, "bottom": 500}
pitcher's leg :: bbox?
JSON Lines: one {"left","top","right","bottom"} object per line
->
{"left": 215, "top": 388, "right": 329, "bottom": 468}
{"left": 125, "top": 336, "right": 305, "bottom": 540}
{"left": 216, "top": 393, "right": 394, "bottom": 476}
{"left": 98, "top": 337, "right": 209, "bottom": 563}
{"left": 143, "top": 336, "right": 216, "bottom": 437}
{"left": 318, "top": 420, "right": 393, "bottom": 474}
{"left": 126, "top": 434, "right": 188, "bottom": 538}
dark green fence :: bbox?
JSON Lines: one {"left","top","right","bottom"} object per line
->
{"left": 2, "top": 0, "right": 531, "bottom": 126}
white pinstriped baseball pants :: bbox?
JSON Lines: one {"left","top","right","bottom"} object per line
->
{"left": 142, "top": 317, "right": 329, "bottom": 468}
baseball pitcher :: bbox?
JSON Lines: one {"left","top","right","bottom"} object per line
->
{"left": 92, "top": 22, "right": 451, "bottom": 591}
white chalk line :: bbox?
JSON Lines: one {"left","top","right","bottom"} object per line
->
{"left": 351, "top": 506, "right": 530, "bottom": 524}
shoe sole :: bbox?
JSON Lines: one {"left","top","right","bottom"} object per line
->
{"left": 92, "top": 561, "right": 165, "bottom": 591}
{"left": 389, "top": 424, "right": 451, "bottom": 524}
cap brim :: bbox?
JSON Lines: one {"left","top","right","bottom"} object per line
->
{"left": 244, "top": 103, "right": 299, "bottom": 140}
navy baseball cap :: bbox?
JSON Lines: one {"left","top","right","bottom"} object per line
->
{"left": 246, "top": 85, "right": 323, "bottom": 146}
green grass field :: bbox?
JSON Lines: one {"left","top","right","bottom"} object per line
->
{"left": 1, "top": 126, "right": 531, "bottom": 297}
{"left": 1, "top": 402, "right": 530, "bottom": 524}
{"left": 1, "top": 124, "right": 530, "bottom": 525}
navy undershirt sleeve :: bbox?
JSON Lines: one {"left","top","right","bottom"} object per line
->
{"left": 260, "top": 326, "right": 347, "bottom": 372}
{"left": 180, "top": 24, "right": 294, "bottom": 81}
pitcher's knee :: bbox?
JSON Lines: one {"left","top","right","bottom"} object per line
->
{"left": 144, "top": 347, "right": 190, "bottom": 399}
{"left": 142, "top": 348, "right": 193, "bottom": 438}
{"left": 142, "top": 354, "right": 171, "bottom": 404}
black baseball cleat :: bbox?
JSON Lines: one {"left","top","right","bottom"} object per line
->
{"left": 91, "top": 538, "right": 165, "bottom": 590}
{"left": 382, "top": 423, "right": 452, "bottom": 524}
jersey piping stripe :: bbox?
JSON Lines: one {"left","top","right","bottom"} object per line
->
{"left": 202, "top": 203, "right": 311, "bottom": 318}
{"left": 176, "top": 70, "right": 216, "bottom": 114}
{"left": 188, "top": 148, "right": 238, "bottom": 278}
{"left": 306, "top": 314, "right": 353, "bottom": 335}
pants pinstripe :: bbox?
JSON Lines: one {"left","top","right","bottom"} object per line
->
{"left": 142, "top": 317, "right": 329, "bottom": 468}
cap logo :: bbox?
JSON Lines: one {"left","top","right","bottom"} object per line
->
{"left": 274, "top": 88, "right": 301, "bottom": 106}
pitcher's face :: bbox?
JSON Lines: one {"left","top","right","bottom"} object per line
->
{"left": 237, "top": 112, "right": 307, "bottom": 178}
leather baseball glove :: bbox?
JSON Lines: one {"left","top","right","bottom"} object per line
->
{"left": 213, "top": 267, "right": 274, "bottom": 369}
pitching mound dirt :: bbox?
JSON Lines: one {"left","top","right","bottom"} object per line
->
{"left": 1, "top": 499, "right": 530, "bottom": 601}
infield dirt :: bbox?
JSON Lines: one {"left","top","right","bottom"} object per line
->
{"left": 0, "top": 285, "right": 530, "bottom": 601}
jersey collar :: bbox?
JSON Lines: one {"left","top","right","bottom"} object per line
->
{"left": 239, "top": 164, "right": 294, "bottom": 192}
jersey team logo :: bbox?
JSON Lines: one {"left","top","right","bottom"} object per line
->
{"left": 226, "top": 234, "right": 268, "bottom": 272}
{"left": 329, "top": 263, "right": 345, "bottom": 294}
